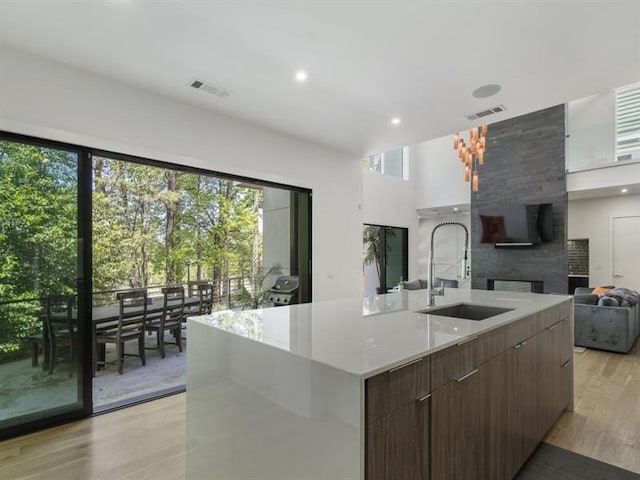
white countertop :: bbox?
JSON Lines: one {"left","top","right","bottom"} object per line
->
{"left": 190, "top": 289, "right": 570, "bottom": 378}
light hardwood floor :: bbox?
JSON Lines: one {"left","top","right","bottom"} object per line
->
{"left": 545, "top": 339, "right": 640, "bottom": 473}
{"left": 0, "top": 394, "right": 185, "bottom": 480}
{"left": 2, "top": 341, "right": 639, "bottom": 480}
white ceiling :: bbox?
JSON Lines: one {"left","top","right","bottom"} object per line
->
{"left": 0, "top": 1, "right": 639, "bottom": 156}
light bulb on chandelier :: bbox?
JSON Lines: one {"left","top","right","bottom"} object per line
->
{"left": 453, "top": 124, "right": 488, "bottom": 192}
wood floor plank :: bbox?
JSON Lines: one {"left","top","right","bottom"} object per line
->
{"left": 1, "top": 339, "right": 639, "bottom": 479}
{"left": 545, "top": 339, "right": 640, "bottom": 473}
{"left": 1, "top": 393, "right": 185, "bottom": 480}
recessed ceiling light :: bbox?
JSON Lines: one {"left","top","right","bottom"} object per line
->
{"left": 295, "top": 70, "right": 308, "bottom": 83}
{"left": 454, "top": 207, "right": 459, "bottom": 212}
{"left": 621, "top": 188, "right": 628, "bottom": 193}
{"left": 472, "top": 84, "right": 502, "bottom": 99}
{"left": 391, "top": 117, "right": 401, "bottom": 126}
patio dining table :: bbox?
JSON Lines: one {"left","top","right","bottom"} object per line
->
{"left": 39, "top": 296, "right": 200, "bottom": 373}
{"left": 92, "top": 295, "right": 200, "bottom": 329}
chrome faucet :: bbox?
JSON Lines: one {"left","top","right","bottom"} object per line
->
{"left": 427, "top": 222, "right": 469, "bottom": 306}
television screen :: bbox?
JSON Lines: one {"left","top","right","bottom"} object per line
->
{"left": 479, "top": 204, "right": 543, "bottom": 244}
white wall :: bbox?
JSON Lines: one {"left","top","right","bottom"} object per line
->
{"left": 0, "top": 45, "right": 363, "bottom": 301}
{"left": 417, "top": 213, "right": 471, "bottom": 288}
{"left": 567, "top": 161, "right": 640, "bottom": 193}
{"left": 568, "top": 194, "right": 640, "bottom": 288}
{"left": 412, "top": 134, "right": 470, "bottom": 210}
{"left": 362, "top": 152, "right": 419, "bottom": 283}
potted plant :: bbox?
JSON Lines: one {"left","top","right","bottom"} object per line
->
{"left": 363, "top": 225, "right": 386, "bottom": 294}
{"left": 239, "top": 257, "right": 283, "bottom": 310}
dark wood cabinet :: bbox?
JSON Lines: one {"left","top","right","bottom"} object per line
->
{"left": 366, "top": 357, "right": 430, "bottom": 480}
{"left": 536, "top": 324, "right": 561, "bottom": 442}
{"left": 479, "top": 351, "right": 514, "bottom": 480}
{"left": 366, "top": 356, "right": 430, "bottom": 424}
{"left": 430, "top": 336, "right": 477, "bottom": 390}
{"left": 365, "top": 303, "right": 573, "bottom": 480}
{"left": 557, "top": 317, "right": 573, "bottom": 412}
{"left": 366, "top": 401, "right": 428, "bottom": 480}
{"left": 507, "top": 316, "right": 570, "bottom": 474}
{"left": 431, "top": 366, "right": 482, "bottom": 480}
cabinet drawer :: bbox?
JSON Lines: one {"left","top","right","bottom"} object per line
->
{"left": 560, "top": 299, "right": 572, "bottom": 320}
{"left": 366, "top": 356, "right": 430, "bottom": 424}
{"left": 476, "top": 326, "right": 507, "bottom": 365}
{"left": 431, "top": 336, "right": 478, "bottom": 390}
{"left": 559, "top": 317, "right": 573, "bottom": 365}
{"left": 504, "top": 313, "right": 541, "bottom": 347}
{"left": 540, "top": 304, "right": 561, "bottom": 329}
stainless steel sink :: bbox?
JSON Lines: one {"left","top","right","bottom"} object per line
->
{"left": 417, "top": 303, "right": 513, "bottom": 321}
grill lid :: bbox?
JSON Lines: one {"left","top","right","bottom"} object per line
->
{"left": 268, "top": 276, "right": 299, "bottom": 294}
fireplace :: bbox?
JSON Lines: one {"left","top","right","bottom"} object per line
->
{"left": 487, "top": 279, "right": 544, "bottom": 293}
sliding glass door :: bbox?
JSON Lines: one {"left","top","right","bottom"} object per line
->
{"left": 90, "top": 153, "right": 312, "bottom": 411}
{"left": 0, "top": 135, "right": 90, "bottom": 437}
{"left": 0, "top": 131, "right": 311, "bottom": 437}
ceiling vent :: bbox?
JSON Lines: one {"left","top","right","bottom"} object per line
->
{"left": 189, "top": 78, "right": 232, "bottom": 98}
{"left": 465, "top": 104, "right": 507, "bottom": 121}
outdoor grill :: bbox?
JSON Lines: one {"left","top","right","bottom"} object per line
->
{"left": 267, "top": 276, "right": 299, "bottom": 306}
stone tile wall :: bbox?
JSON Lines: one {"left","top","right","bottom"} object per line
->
{"left": 471, "top": 104, "right": 568, "bottom": 294}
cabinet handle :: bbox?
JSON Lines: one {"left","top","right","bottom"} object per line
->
{"left": 562, "top": 359, "right": 571, "bottom": 368}
{"left": 456, "top": 335, "right": 478, "bottom": 346}
{"left": 389, "top": 357, "right": 423, "bottom": 373}
{"left": 417, "top": 393, "right": 432, "bottom": 402}
{"left": 548, "top": 323, "right": 560, "bottom": 331}
{"left": 455, "top": 369, "right": 479, "bottom": 382}
{"left": 513, "top": 340, "right": 528, "bottom": 350}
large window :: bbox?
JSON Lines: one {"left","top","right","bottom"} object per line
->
{"left": 616, "top": 84, "right": 640, "bottom": 162}
{"left": 362, "top": 147, "right": 408, "bottom": 179}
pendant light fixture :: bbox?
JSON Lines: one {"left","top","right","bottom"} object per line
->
{"left": 453, "top": 125, "right": 488, "bottom": 192}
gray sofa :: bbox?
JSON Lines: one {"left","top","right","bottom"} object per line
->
{"left": 401, "top": 277, "right": 459, "bottom": 290}
{"left": 573, "top": 287, "right": 640, "bottom": 353}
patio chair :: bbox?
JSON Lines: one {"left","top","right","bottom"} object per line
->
{"left": 95, "top": 289, "right": 147, "bottom": 375}
{"left": 45, "top": 295, "right": 78, "bottom": 376}
{"left": 185, "top": 283, "right": 214, "bottom": 318}
{"left": 145, "top": 286, "right": 184, "bottom": 358}
{"left": 187, "top": 280, "right": 209, "bottom": 298}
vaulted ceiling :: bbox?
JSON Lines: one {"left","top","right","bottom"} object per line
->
{"left": 1, "top": 1, "right": 638, "bottom": 155}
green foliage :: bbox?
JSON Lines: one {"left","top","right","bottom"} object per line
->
{"left": 363, "top": 225, "right": 396, "bottom": 291}
{"left": 0, "top": 141, "right": 77, "bottom": 358}
{"left": 363, "top": 225, "right": 383, "bottom": 283}
{"left": 238, "top": 255, "right": 283, "bottom": 310}
{"left": 92, "top": 158, "right": 262, "bottom": 294}
{"left": 1, "top": 140, "right": 265, "bottom": 362}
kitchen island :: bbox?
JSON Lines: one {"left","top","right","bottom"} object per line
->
{"left": 187, "top": 289, "right": 573, "bottom": 480}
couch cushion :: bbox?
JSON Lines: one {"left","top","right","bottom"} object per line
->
{"left": 574, "top": 287, "right": 594, "bottom": 296}
{"left": 435, "top": 277, "right": 459, "bottom": 288}
{"left": 418, "top": 278, "right": 429, "bottom": 289}
{"left": 592, "top": 286, "right": 612, "bottom": 295}
{"left": 403, "top": 279, "right": 422, "bottom": 290}
{"left": 598, "top": 297, "right": 620, "bottom": 307}
{"left": 574, "top": 294, "right": 599, "bottom": 305}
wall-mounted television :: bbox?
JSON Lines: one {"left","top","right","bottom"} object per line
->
{"left": 479, "top": 203, "right": 553, "bottom": 247}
